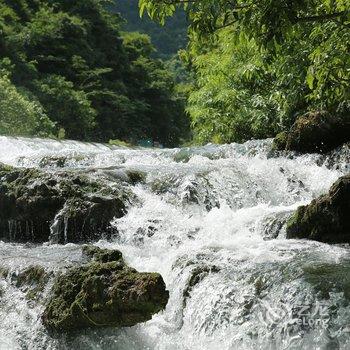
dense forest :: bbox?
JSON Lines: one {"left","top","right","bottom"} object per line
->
{"left": 0, "top": 0, "right": 349, "bottom": 147}
{"left": 141, "top": 0, "right": 350, "bottom": 144}
{"left": 111, "top": 0, "right": 187, "bottom": 58}
{"left": 0, "top": 0, "right": 189, "bottom": 146}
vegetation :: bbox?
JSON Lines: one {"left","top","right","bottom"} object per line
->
{"left": 1, "top": 0, "right": 348, "bottom": 147}
{"left": 140, "top": 0, "right": 350, "bottom": 144}
{"left": 0, "top": 73, "right": 54, "bottom": 136}
{"left": 111, "top": 0, "right": 188, "bottom": 59}
{"left": 0, "top": 0, "right": 189, "bottom": 146}
{"left": 43, "top": 246, "right": 169, "bottom": 332}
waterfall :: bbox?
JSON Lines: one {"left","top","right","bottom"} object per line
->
{"left": 0, "top": 136, "right": 349, "bottom": 350}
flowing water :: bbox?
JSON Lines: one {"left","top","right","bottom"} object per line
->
{"left": 0, "top": 136, "right": 350, "bottom": 350}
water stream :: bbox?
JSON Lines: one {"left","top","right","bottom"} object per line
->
{"left": 0, "top": 136, "right": 349, "bottom": 350}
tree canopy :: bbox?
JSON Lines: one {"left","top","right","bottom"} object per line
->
{"left": 0, "top": 0, "right": 189, "bottom": 146}
{"left": 112, "top": 0, "right": 188, "bottom": 58}
{"left": 140, "top": 0, "right": 350, "bottom": 144}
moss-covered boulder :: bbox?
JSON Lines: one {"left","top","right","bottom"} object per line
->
{"left": 273, "top": 111, "right": 350, "bottom": 153}
{"left": 286, "top": 174, "right": 350, "bottom": 243}
{"left": 14, "top": 265, "right": 51, "bottom": 301}
{"left": 42, "top": 246, "right": 169, "bottom": 332}
{"left": 0, "top": 166, "right": 130, "bottom": 243}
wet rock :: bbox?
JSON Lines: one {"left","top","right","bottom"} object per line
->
{"left": 286, "top": 174, "right": 350, "bottom": 243}
{"left": 183, "top": 265, "right": 220, "bottom": 308}
{"left": 0, "top": 162, "right": 13, "bottom": 174}
{"left": 0, "top": 166, "right": 130, "bottom": 243}
{"left": 260, "top": 211, "right": 291, "bottom": 240}
{"left": 273, "top": 131, "right": 288, "bottom": 151}
{"left": 14, "top": 265, "right": 51, "bottom": 300}
{"left": 303, "top": 261, "right": 350, "bottom": 299}
{"left": 42, "top": 246, "right": 169, "bottom": 332}
{"left": 82, "top": 245, "right": 123, "bottom": 263}
{"left": 125, "top": 170, "right": 146, "bottom": 185}
{"left": 0, "top": 266, "right": 9, "bottom": 279}
{"left": 39, "top": 156, "right": 69, "bottom": 168}
{"left": 319, "top": 142, "right": 350, "bottom": 173}
{"left": 273, "top": 111, "right": 350, "bottom": 153}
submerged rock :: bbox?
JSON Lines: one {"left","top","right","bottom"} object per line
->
{"left": 303, "top": 261, "right": 350, "bottom": 299}
{"left": 42, "top": 246, "right": 169, "bottom": 332}
{"left": 286, "top": 174, "right": 350, "bottom": 243}
{"left": 273, "top": 111, "right": 350, "bottom": 153}
{"left": 182, "top": 265, "right": 220, "bottom": 308}
{"left": 15, "top": 265, "right": 51, "bottom": 301}
{"left": 0, "top": 166, "right": 130, "bottom": 243}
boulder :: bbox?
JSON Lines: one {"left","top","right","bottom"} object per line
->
{"left": 273, "top": 111, "right": 350, "bottom": 153}
{"left": 15, "top": 265, "right": 51, "bottom": 301}
{"left": 286, "top": 174, "right": 350, "bottom": 243}
{"left": 42, "top": 246, "right": 169, "bottom": 332}
{"left": 0, "top": 166, "right": 130, "bottom": 243}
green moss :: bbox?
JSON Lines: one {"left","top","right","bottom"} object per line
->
{"left": 43, "top": 246, "right": 169, "bottom": 332}
{"left": 15, "top": 265, "right": 50, "bottom": 301}
{"left": 109, "top": 139, "right": 133, "bottom": 148}
{"left": 272, "top": 131, "right": 288, "bottom": 151}
{"left": 0, "top": 163, "right": 13, "bottom": 173}
{"left": 82, "top": 245, "right": 123, "bottom": 263}
{"left": 283, "top": 111, "right": 350, "bottom": 153}
{"left": 0, "top": 266, "right": 9, "bottom": 279}
{"left": 125, "top": 170, "right": 146, "bottom": 185}
{"left": 286, "top": 174, "right": 350, "bottom": 243}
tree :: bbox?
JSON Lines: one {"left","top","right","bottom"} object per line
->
{"left": 0, "top": 0, "right": 190, "bottom": 144}
{"left": 0, "top": 73, "right": 54, "bottom": 136}
{"left": 140, "top": 0, "right": 350, "bottom": 143}
{"left": 111, "top": 0, "right": 188, "bottom": 58}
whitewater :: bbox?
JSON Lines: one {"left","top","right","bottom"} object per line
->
{"left": 0, "top": 135, "right": 349, "bottom": 350}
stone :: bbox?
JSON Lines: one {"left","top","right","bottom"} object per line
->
{"left": 273, "top": 111, "right": 350, "bottom": 153}
{"left": 42, "top": 246, "right": 169, "bottom": 332}
{"left": 0, "top": 166, "right": 130, "bottom": 243}
{"left": 14, "top": 265, "right": 51, "bottom": 300}
{"left": 286, "top": 174, "right": 350, "bottom": 243}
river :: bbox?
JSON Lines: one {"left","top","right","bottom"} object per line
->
{"left": 0, "top": 136, "right": 349, "bottom": 350}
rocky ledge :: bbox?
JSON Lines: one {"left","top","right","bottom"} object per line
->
{"left": 42, "top": 246, "right": 169, "bottom": 332}
{"left": 0, "top": 163, "right": 131, "bottom": 243}
{"left": 286, "top": 174, "right": 350, "bottom": 243}
{"left": 273, "top": 111, "right": 350, "bottom": 153}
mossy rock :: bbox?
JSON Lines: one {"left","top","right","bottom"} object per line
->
{"left": 39, "top": 156, "right": 68, "bottom": 168}
{"left": 38, "top": 155, "right": 87, "bottom": 168}
{"left": 0, "top": 166, "right": 130, "bottom": 243}
{"left": 125, "top": 170, "right": 146, "bottom": 185}
{"left": 286, "top": 174, "right": 350, "bottom": 243}
{"left": 0, "top": 266, "right": 9, "bottom": 279}
{"left": 82, "top": 245, "right": 123, "bottom": 263}
{"left": 273, "top": 111, "right": 350, "bottom": 153}
{"left": 272, "top": 131, "right": 288, "bottom": 151}
{"left": 42, "top": 246, "right": 169, "bottom": 332}
{"left": 0, "top": 162, "right": 14, "bottom": 173}
{"left": 14, "top": 265, "right": 51, "bottom": 301}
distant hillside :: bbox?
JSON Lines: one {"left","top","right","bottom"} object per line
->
{"left": 111, "top": 0, "right": 188, "bottom": 58}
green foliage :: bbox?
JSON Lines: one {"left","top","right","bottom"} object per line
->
{"left": 140, "top": 0, "right": 350, "bottom": 144}
{"left": 108, "top": 139, "right": 133, "bottom": 147}
{"left": 0, "top": 74, "right": 54, "bottom": 136}
{"left": 112, "top": 0, "right": 188, "bottom": 58}
{"left": 32, "top": 75, "right": 96, "bottom": 140}
{"left": 0, "top": 0, "right": 189, "bottom": 145}
{"left": 187, "top": 30, "right": 276, "bottom": 143}
{"left": 306, "top": 20, "right": 350, "bottom": 112}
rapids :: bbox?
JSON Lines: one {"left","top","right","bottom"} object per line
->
{"left": 0, "top": 135, "right": 349, "bottom": 350}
